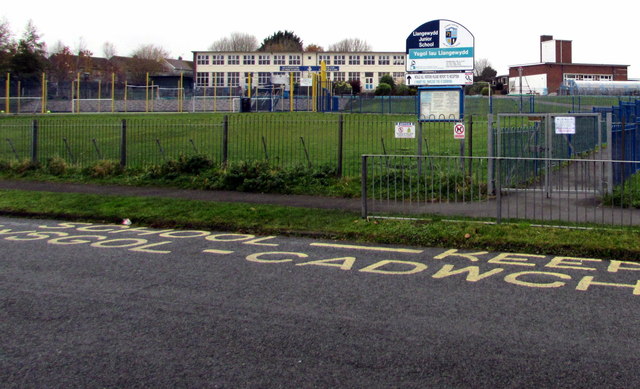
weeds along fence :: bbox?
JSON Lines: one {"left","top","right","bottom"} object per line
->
{"left": 0, "top": 114, "right": 489, "bottom": 176}
{"left": 361, "top": 155, "right": 640, "bottom": 226}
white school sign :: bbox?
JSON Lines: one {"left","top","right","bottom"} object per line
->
{"left": 406, "top": 20, "right": 475, "bottom": 73}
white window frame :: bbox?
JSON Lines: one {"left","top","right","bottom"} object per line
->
{"left": 289, "top": 55, "right": 301, "bottom": 65}
{"left": 196, "top": 54, "right": 209, "bottom": 65}
{"left": 243, "top": 55, "right": 255, "bottom": 65}
{"left": 258, "top": 55, "right": 271, "bottom": 65}
{"left": 211, "top": 55, "right": 224, "bottom": 65}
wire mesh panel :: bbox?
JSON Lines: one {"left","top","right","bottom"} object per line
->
{"left": 226, "top": 114, "right": 339, "bottom": 170}
{"left": 36, "top": 117, "right": 123, "bottom": 166}
{"left": 125, "top": 118, "right": 224, "bottom": 168}
{"left": 0, "top": 118, "right": 34, "bottom": 161}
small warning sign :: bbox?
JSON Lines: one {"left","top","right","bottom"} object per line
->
{"left": 454, "top": 122, "right": 466, "bottom": 139}
{"left": 395, "top": 122, "right": 416, "bottom": 138}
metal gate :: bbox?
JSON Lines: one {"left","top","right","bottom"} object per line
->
{"left": 491, "top": 113, "right": 608, "bottom": 196}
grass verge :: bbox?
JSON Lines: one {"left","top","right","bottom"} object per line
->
{"left": 1, "top": 189, "right": 639, "bottom": 261}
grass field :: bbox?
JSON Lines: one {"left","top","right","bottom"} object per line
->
{"left": 0, "top": 112, "right": 491, "bottom": 177}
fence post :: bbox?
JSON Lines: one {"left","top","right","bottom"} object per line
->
{"left": 337, "top": 114, "right": 343, "bottom": 177}
{"left": 467, "top": 114, "right": 473, "bottom": 177}
{"left": 417, "top": 121, "right": 423, "bottom": 175}
{"left": 487, "top": 114, "right": 495, "bottom": 195}
{"left": 120, "top": 119, "right": 127, "bottom": 168}
{"left": 222, "top": 115, "right": 229, "bottom": 166}
{"left": 496, "top": 155, "right": 502, "bottom": 224}
{"left": 31, "top": 119, "right": 38, "bottom": 163}
{"left": 606, "top": 112, "right": 613, "bottom": 195}
{"left": 361, "top": 155, "right": 368, "bottom": 219}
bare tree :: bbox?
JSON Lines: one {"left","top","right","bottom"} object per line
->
{"left": 49, "top": 40, "right": 66, "bottom": 56}
{"left": 474, "top": 58, "right": 491, "bottom": 78}
{"left": 48, "top": 43, "right": 74, "bottom": 83}
{"left": 328, "top": 38, "right": 371, "bottom": 52}
{"left": 305, "top": 43, "right": 324, "bottom": 52}
{"left": 102, "top": 41, "right": 117, "bottom": 59}
{"left": 130, "top": 43, "right": 170, "bottom": 61}
{"left": 126, "top": 44, "right": 169, "bottom": 84}
{"left": 74, "top": 37, "right": 88, "bottom": 56}
{"left": 209, "top": 32, "right": 258, "bottom": 51}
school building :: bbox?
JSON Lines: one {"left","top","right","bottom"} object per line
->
{"left": 191, "top": 50, "right": 408, "bottom": 93}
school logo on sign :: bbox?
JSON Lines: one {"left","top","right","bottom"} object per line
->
{"left": 445, "top": 26, "right": 458, "bottom": 46}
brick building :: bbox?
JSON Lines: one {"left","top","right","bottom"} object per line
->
{"left": 508, "top": 35, "right": 629, "bottom": 95}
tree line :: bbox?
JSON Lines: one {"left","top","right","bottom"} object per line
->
{"left": 0, "top": 18, "right": 498, "bottom": 95}
{"left": 0, "top": 18, "right": 179, "bottom": 86}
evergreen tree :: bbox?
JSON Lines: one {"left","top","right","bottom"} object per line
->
{"left": 10, "top": 20, "right": 47, "bottom": 81}
{"left": 258, "top": 31, "right": 303, "bottom": 52}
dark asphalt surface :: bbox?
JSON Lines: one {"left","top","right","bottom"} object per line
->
{"left": 2, "top": 217, "right": 640, "bottom": 388}
{"left": 0, "top": 179, "right": 364, "bottom": 211}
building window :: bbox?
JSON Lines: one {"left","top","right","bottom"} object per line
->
{"left": 212, "top": 72, "right": 224, "bottom": 87}
{"left": 196, "top": 55, "right": 209, "bottom": 65}
{"left": 363, "top": 55, "right": 375, "bottom": 65}
{"left": 274, "top": 55, "right": 286, "bottom": 65}
{"left": 564, "top": 73, "right": 613, "bottom": 82}
{"left": 228, "top": 72, "right": 240, "bottom": 87}
{"left": 378, "top": 72, "right": 390, "bottom": 81}
{"left": 334, "top": 55, "right": 345, "bottom": 65}
{"left": 243, "top": 55, "right": 255, "bottom": 65}
{"left": 393, "top": 55, "right": 405, "bottom": 65}
{"left": 393, "top": 72, "right": 405, "bottom": 83}
{"left": 319, "top": 54, "right": 331, "bottom": 65}
{"left": 196, "top": 72, "right": 209, "bottom": 86}
{"left": 228, "top": 55, "right": 239, "bottom": 65}
{"left": 211, "top": 55, "right": 224, "bottom": 65}
{"left": 258, "top": 72, "right": 271, "bottom": 85}
{"left": 378, "top": 55, "right": 390, "bottom": 65}
{"left": 289, "top": 55, "right": 301, "bottom": 65}
{"left": 364, "top": 72, "right": 374, "bottom": 90}
{"left": 349, "top": 55, "right": 360, "bottom": 65}
{"left": 348, "top": 72, "right": 360, "bottom": 81}
{"left": 258, "top": 55, "right": 271, "bottom": 65}
{"left": 333, "top": 72, "right": 345, "bottom": 82}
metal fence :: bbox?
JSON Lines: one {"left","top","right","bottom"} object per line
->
{"left": 5, "top": 82, "right": 640, "bottom": 115}
{"left": 361, "top": 155, "right": 640, "bottom": 226}
{"left": 0, "top": 114, "right": 484, "bottom": 176}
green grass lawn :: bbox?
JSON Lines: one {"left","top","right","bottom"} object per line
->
{"left": 0, "top": 112, "right": 490, "bottom": 177}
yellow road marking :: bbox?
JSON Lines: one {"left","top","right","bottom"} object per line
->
{"left": 310, "top": 242, "right": 423, "bottom": 254}
{"left": 203, "top": 249, "right": 234, "bottom": 255}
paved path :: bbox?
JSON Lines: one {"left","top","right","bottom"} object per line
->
{"left": 2, "top": 178, "right": 640, "bottom": 225}
{"left": 0, "top": 180, "right": 363, "bottom": 211}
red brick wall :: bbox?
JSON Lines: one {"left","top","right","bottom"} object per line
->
{"left": 509, "top": 63, "right": 628, "bottom": 94}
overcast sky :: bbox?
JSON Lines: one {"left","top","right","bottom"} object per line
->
{"left": 3, "top": 0, "right": 639, "bottom": 78}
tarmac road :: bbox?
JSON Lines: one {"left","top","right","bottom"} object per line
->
{"left": 2, "top": 216, "right": 640, "bottom": 388}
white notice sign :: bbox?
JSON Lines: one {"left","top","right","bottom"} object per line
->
{"left": 395, "top": 122, "right": 416, "bottom": 138}
{"left": 555, "top": 116, "right": 576, "bottom": 134}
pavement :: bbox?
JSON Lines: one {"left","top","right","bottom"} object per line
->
{"left": 2, "top": 178, "right": 640, "bottom": 226}
{"left": 0, "top": 179, "right": 364, "bottom": 212}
